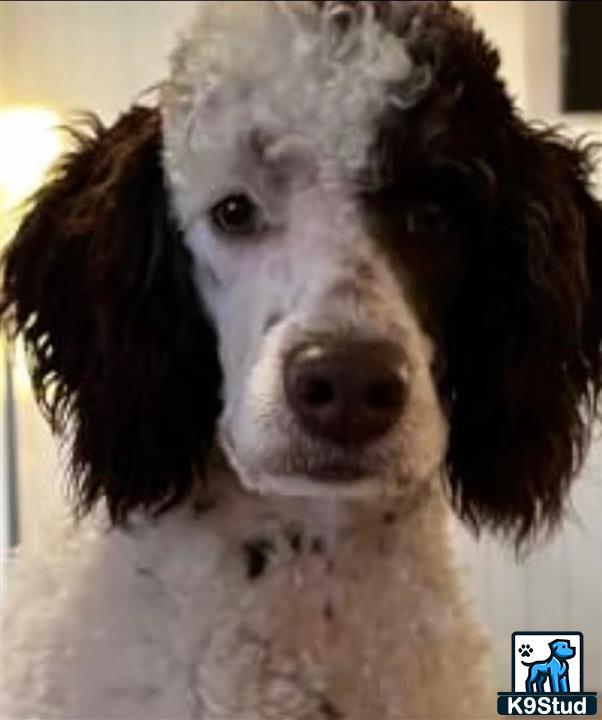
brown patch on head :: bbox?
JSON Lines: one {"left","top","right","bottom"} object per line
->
{"left": 353, "top": 0, "right": 602, "bottom": 543}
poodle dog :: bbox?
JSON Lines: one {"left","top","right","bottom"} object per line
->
{"left": 1, "top": 2, "right": 601, "bottom": 718}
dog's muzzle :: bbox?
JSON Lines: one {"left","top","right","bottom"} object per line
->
{"left": 283, "top": 339, "right": 407, "bottom": 450}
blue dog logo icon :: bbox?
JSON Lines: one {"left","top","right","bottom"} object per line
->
{"left": 521, "top": 639, "right": 575, "bottom": 693}
{"left": 498, "top": 632, "right": 598, "bottom": 715}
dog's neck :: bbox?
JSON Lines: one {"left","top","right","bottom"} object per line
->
{"left": 128, "top": 461, "right": 489, "bottom": 718}
{"left": 192, "top": 448, "right": 445, "bottom": 556}
{"left": 180, "top": 456, "right": 451, "bottom": 574}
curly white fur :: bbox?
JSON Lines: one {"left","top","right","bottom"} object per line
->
{"left": 2, "top": 474, "right": 492, "bottom": 719}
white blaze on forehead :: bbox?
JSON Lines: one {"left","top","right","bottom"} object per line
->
{"left": 162, "top": 0, "right": 414, "bottom": 222}
{"left": 156, "top": 0, "right": 447, "bottom": 497}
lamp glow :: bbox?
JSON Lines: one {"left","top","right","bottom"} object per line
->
{"left": 0, "top": 106, "right": 62, "bottom": 226}
{"left": 0, "top": 107, "right": 62, "bottom": 394}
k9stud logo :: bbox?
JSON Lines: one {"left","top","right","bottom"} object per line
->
{"left": 497, "top": 632, "right": 597, "bottom": 715}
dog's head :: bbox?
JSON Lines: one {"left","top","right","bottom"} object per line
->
{"left": 2, "top": 1, "right": 601, "bottom": 542}
{"left": 549, "top": 640, "right": 576, "bottom": 661}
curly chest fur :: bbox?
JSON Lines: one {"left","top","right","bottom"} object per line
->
{"left": 3, "top": 479, "right": 491, "bottom": 720}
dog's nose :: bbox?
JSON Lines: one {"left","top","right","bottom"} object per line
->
{"left": 284, "top": 340, "right": 407, "bottom": 446}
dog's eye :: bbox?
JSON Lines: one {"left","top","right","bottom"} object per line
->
{"left": 210, "top": 193, "right": 262, "bottom": 237}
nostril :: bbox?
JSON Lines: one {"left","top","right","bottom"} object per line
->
{"left": 300, "top": 375, "right": 336, "bottom": 407}
{"left": 364, "top": 377, "right": 404, "bottom": 410}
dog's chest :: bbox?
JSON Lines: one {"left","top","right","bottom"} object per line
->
{"left": 189, "top": 511, "right": 409, "bottom": 718}
{"left": 8, "top": 490, "right": 491, "bottom": 719}
{"left": 121, "top": 491, "right": 489, "bottom": 719}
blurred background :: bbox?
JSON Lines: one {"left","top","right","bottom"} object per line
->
{"left": 1, "top": 0, "right": 600, "bottom": 694}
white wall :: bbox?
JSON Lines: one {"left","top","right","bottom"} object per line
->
{"left": 465, "top": 1, "right": 602, "bottom": 149}
{"left": 1, "top": 1, "right": 197, "bottom": 121}
{"left": 1, "top": 0, "right": 601, "bottom": 695}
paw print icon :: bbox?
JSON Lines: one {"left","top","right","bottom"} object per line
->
{"left": 519, "top": 644, "right": 533, "bottom": 658}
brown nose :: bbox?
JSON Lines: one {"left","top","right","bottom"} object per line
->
{"left": 284, "top": 340, "right": 407, "bottom": 447}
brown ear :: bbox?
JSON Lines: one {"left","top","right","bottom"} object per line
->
{"left": 444, "top": 121, "right": 602, "bottom": 543}
{"left": 378, "top": 1, "right": 602, "bottom": 543}
{"left": 1, "top": 106, "right": 222, "bottom": 522}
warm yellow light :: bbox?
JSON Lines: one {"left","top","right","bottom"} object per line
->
{"left": 0, "top": 106, "right": 62, "bottom": 236}
{"left": 0, "top": 107, "right": 62, "bottom": 395}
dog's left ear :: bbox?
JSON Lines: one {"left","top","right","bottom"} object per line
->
{"left": 0, "top": 106, "right": 222, "bottom": 522}
{"left": 445, "top": 116, "right": 602, "bottom": 543}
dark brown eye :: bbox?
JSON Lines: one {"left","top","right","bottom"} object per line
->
{"left": 210, "top": 193, "right": 262, "bottom": 237}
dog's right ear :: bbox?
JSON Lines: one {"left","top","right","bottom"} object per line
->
{"left": 0, "top": 106, "right": 222, "bottom": 522}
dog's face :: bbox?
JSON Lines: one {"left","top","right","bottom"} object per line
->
{"left": 549, "top": 641, "right": 575, "bottom": 661}
{"left": 2, "top": 0, "right": 601, "bottom": 541}
{"left": 162, "top": 1, "right": 446, "bottom": 497}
